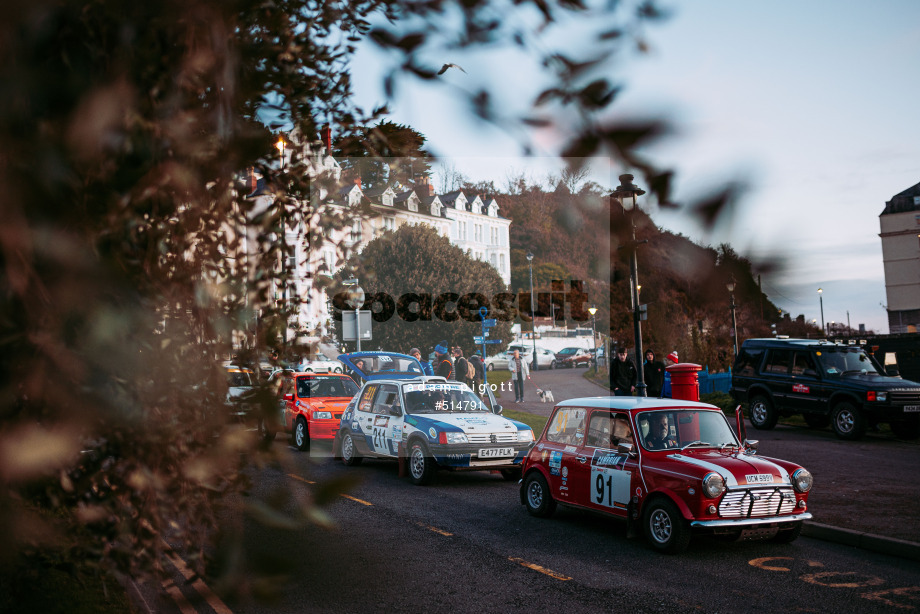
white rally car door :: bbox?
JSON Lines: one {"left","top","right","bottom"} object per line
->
{"left": 367, "top": 383, "right": 402, "bottom": 457}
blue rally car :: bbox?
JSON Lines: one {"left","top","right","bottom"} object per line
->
{"left": 333, "top": 351, "right": 535, "bottom": 485}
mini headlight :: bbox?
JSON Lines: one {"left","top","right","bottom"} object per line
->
{"left": 518, "top": 429, "right": 534, "bottom": 442}
{"left": 702, "top": 472, "right": 726, "bottom": 498}
{"left": 792, "top": 468, "right": 813, "bottom": 493}
{"left": 313, "top": 411, "right": 332, "bottom": 420}
{"left": 443, "top": 432, "right": 468, "bottom": 444}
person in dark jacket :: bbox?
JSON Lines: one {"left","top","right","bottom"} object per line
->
{"left": 453, "top": 346, "right": 471, "bottom": 386}
{"left": 469, "top": 351, "right": 484, "bottom": 395}
{"left": 433, "top": 340, "right": 453, "bottom": 379}
{"left": 643, "top": 349, "right": 666, "bottom": 397}
{"left": 609, "top": 347, "right": 637, "bottom": 396}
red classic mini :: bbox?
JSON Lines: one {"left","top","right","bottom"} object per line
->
{"left": 519, "top": 397, "right": 813, "bottom": 553}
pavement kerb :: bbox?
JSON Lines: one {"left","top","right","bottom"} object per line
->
{"left": 802, "top": 521, "right": 920, "bottom": 562}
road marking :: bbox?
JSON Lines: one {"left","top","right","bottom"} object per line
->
{"left": 162, "top": 541, "right": 234, "bottom": 614}
{"left": 287, "top": 473, "right": 372, "bottom": 505}
{"left": 801, "top": 571, "right": 885, "bottom": 589}
{"left": 161, "top": 577, "right": 196, "bottom": 614}
{"left": 508, "top": 557, "right": 571, "bottom": 581}
{"left": 415, "top": 521, "right": 453, "bottom": 536}
{"left": 749, "top": 557, "right": 793, "bottom": 572}
{"left": 340, "top": 494, "right": 373, "bottom": 506}
{"left": 862, "top": 586, "right": 920, "bottom": 610}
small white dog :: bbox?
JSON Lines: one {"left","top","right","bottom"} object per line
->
{"left": 536, "top": 388, "right": 554, "bottom": 403}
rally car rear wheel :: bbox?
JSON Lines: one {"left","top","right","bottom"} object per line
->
{"left": 408, "top": 441, "right": 436, "bottom": 485}
{"left": 340, "top": 432, "right": 362, "bottom": 466}
{"left": 524, "top": 473, "right": 556, "bottom": 518}
{"left": 644, "top": 499, "right": 690, "bottom": 554}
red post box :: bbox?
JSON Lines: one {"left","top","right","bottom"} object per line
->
{"left": 667, "top": 363, "right": 702, "bottom": 402}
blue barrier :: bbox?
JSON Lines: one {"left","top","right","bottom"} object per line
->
{"left": 661, "top": 367, "right": 731, "bottom": 398}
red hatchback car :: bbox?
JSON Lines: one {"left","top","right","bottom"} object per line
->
{"left": 520, "top": 397, "right": 813, "bottom": 553}
{"left": 264, "top": 372, "right": 360, "bottom": 451}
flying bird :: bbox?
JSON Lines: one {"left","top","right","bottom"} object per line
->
{"left": 438, "top": 63, "right": 467, "bottom": 75}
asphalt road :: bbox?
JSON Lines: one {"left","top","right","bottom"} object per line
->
{"left": 225, "top": 450, "right": 920, "bottom": 613}
{"left": 136, "top": 367, "right": 920, "bottom": 613}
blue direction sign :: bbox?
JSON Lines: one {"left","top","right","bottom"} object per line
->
{"left": 485, "top": 339, "right": 502, "bottom": 344}
{"left": 474, "top": 336, "right": 485, "bottom": 344}
{"left": 482, "top": 318, "right": 497, "bottom": 327}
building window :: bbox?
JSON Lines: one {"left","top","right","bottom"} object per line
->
{"left": 383, "top": 217, "right": 396, "bottom": 232}
{"left": 499, "top": 253, "right": 505, "bottom": 273}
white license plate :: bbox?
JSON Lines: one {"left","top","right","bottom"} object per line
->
{"left": 478, "top": 447, "right": 514, "bottom": 458}
{"left": 746, "top": 473, "right": 774, "bottom": 484}
{"left": 904, "top": 405, "right": 920, "bottom": 413}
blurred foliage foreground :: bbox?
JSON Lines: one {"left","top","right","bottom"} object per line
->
{"left": 0, "top": 0, "right": 679, "bottom": 606}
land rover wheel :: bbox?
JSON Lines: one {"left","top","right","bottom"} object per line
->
{"left": 803, "top": 413, "right": 830, "bottom": 429}
{"left": 408, "top": 440, "right": 436, "bottom": 485}
{"left": 644, "top": 499, "right": 691, "bottom": 554}
{"left": 340, "top": 432, "right": 362, "bottom": 466}
{"left": 524, "top": 473, "right": 556, "bottom": 518}
{"left": 749, "top": 395, "right": 778, "bottom": 430}
{"left": 294, "top": 417, "right": 310, "bottom": 451}
{"left": 831, "top": 401, "right": 865, "bottom": 440}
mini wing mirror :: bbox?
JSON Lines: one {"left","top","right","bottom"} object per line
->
{"left": 744, "top": 439, "right": 759, "bottom": 454}
{"left": 617, "top": 442, "right": 636, "bottom": 457}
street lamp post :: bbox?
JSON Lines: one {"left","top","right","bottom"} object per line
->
{"left": 613, "top": 174, "right": 647, "bottom": 397}
{"left": 727, "top": 277, "right": 738, "bottom": 357}
{"left": 527, "top": 251, "right": 537, "bottom": 371}
{"left": 588, "top": 306, "right": 598, "bottom": 373}
{"left": 818, "top": 288, "right": 825, "bottom": 335}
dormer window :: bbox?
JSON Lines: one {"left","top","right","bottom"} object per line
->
{"left": 382, "top": 192, "right": 394, "bottom": 207}
{"left": 408, "top": 199, "right": 418, "bottom": 212}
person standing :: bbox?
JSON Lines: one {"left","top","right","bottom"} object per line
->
{"left": 609, "top": 347, "right": 637, "bottom": 396}
{"left": 409, "top": 347, "right": 433, "bottom": 376}
{"left": 643, "top": 349, "right": 666, "bottom": 397}
{"left": 453, "top": 347, "right": 471, "bottom": 386}
{"left": 508, "top": 349, "right": 531, "bottom": 402}
{"left": 433, "top": 341, "right": 453, "bottom": 379}
{"left": 469, "top": 351, "right": 484, "bottom": 395}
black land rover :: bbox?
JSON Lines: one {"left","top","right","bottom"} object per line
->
{"left": 731, "top": 338, "right": 920, "bottom": 440}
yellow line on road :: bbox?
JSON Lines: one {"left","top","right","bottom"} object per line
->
{"left": 340, "top": 494, "right": 373, "bottom": 506}
{"left": 415, "top": 521, "right": 453, "bottom": 536}
{"left": 508, "top": 557, "right": 571, "bottom": 581}
{"left": 287, "top": 473, "right": 373, "bottom": 505}
{"left": 162, "top": 541, "right": 234, "bottom": 614}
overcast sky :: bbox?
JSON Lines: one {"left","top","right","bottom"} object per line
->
{"left": 350, "top": 1, "right": 920, "bottom": 334}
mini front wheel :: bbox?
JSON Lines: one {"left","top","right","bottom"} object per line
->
{"left": 644, "top": 499, "right": 690, "bottom": 554}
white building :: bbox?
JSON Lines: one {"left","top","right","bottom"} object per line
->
{"left": 880, "top": 180, "right": 920, "bottom": 333}
{"left": 244, "top": 134, "right": 512, "bottom": 341}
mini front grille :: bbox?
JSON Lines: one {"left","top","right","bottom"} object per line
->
{"left": 466, "top": 432, "right": 518, "bottom": 444}
{"left": 719, "top": 487, "right": 797, "bottom": 518}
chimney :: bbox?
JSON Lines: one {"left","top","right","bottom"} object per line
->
{"left": 354, "top": 177, "right": 362, "bottom": 190}
{"left": 321, "top": 124, "right": 332, "bottom": 153}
